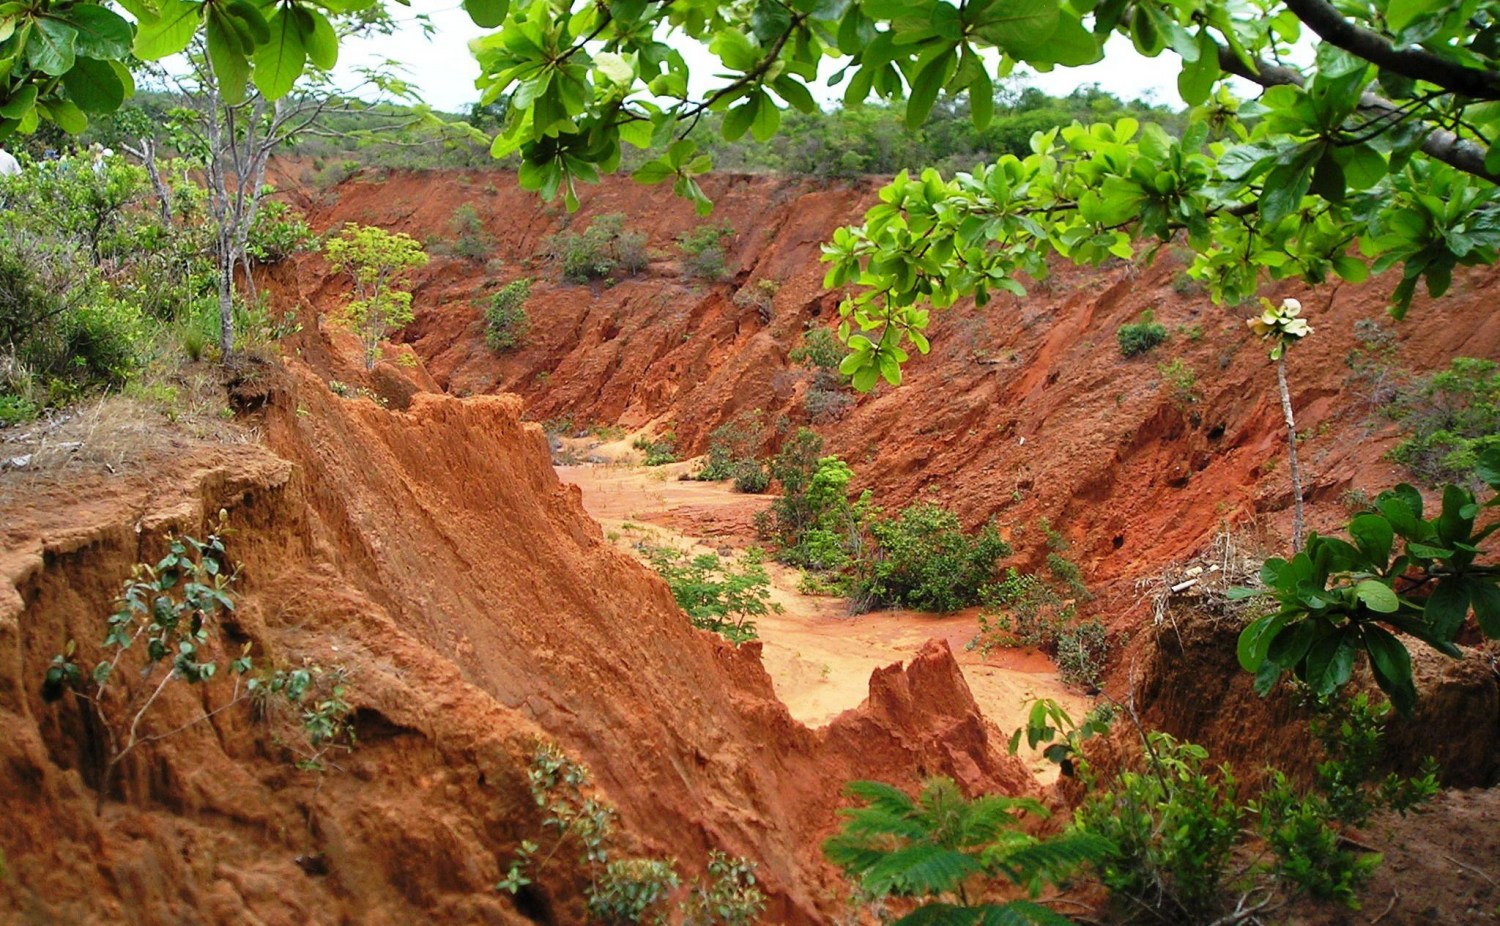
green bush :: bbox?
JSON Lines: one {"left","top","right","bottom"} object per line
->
{"left": 643, "top": 544, "right": 777, "bottom": 644}
{"left": 1387, "top": 357, "right": 1500, "bottom": 486}
{"left": 859, "top": 503, "right": 1010, "bottom": 612}
{"left": 632, "top": 431, "right": 677, "bottom": 466}
{"left": 697, "top": 410, "right": 765, "bottom": 486}
{"left": 546, "top": 213, "right": 646, "bottom": 283}
{"left": 789, "top": 326, "right": 844, "bottom": 371}
{"left": 678, "top": 224, "right": 734, "bottom": 280}
{"left": 1075, "top": 733, "right": 1242, "bottom": 920}
{"left": 975, "top": 568, "right": 1070, "bottom": 651}
{"left": 444, "top": 203, "right": 495, "bottom": 262}
{"left": 1055, "top": 618, "right": 1109, "bottom": 688}
{"left": 486, "top": 278, "right": 532, "bottom": 351}
{"left": 245, "top": 198, "right": 315, "bottom": 264}
{"left": 1117, "top": 311, "right": 1168, "bottom": 358}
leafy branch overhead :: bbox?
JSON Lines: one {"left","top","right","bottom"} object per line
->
{"left": 8, "top": 0, "right": 1500, "bottom": 386}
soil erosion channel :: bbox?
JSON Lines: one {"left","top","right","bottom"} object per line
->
{"left": 558, "top": 446, "right": 1088, "bottom": 782}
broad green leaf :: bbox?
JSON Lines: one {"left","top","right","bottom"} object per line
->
{"left": 0, "top": 84, "right": 38, "bottom": 119}
{"left": 974, "top": 0, "right": 1060, "bottom": 58}
{"left": 1177, "top": 32, "right": 1218, "bottom": 105}
{"left": 905, "top": 47, "right": 954, "bottom": 130}
{"left": 38, "top": 98, "right": 87, "bottom": 133}
{"left": 1424, "top": 577, "right": 1470, "bottom": 640}
{"left": 304, "top": 9, "right": 338, "bottom": 70}
{"left": 1354, "top": 579, "right": 1399, "bottom": 614}
{"left": 206, "top": 11, "right": 250, "bottom": 104}
{"left": 29, "top": 17, "right": 79, "bottom": 77}
{"left": 1237, "top": 612, "right": 1287, "bottom": 671}
{"left": 253, "top": 7, "right": 308, "bottom": 100}
{"left": 1362, "top": 624, "right": 1416, "bottom": 714}
{"left": 463, "top": 0, "right": 510, "bottom": 28}
{"left": 1469, "top": 580, "right": 1500, "bottom": 637}
{"left": 751, "top": 89, "right": 780, "bottom": 142}
{"left": 64, "top": 5, "right": 134, "bottom": 59}
{"left": 61, "top": 56, "right": 125, "bottom": 112}
{"left": 1348, "top": 513, "right": 1393, "bottom": 565}
{"left": 134, "top": 0, "right": 201, "bottom": 59}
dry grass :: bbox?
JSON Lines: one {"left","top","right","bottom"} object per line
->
{"left": 0, "top": 364, "right": 255, "bottom": 492}
{"left": 1135, "top": 528, "right": 1278, "bottom": 645}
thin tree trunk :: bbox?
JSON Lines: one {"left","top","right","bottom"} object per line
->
{"left": 218, "top": 245, "right": 236, "bottom": 358}
{"left": 1276, "top": 356, "right": 1305, "bottom": 552}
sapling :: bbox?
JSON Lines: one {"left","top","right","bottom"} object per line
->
{"left": 1247, "top": 297, "right": 1313, "bottom": 551}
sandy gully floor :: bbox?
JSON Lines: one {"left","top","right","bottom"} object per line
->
{"left": 557, "top": 454, "right": 1092, "bottom": 782}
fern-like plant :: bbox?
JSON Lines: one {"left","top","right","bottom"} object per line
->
{"left": 823, "top": 777, "right": 1107, "bottom": 925}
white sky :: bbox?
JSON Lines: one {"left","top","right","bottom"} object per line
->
{"left": 336, "top": 8, "right": 1188, "bottom": 114}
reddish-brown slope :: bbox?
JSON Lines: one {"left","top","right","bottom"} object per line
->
{"left": 0, "top": 359, "right": 1035, "bottom": 924}
{"left": 283, "top": 167, "right": 1500, "bottom": 622}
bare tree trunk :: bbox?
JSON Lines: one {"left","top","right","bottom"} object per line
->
{"left": 139, "top": 138, "right": 172, "bottom": 228}
{"left": 218, "top": 245, "right": 236, "bottom": 358}
{"left": 1276, "top": 356, "right": 1305, "bottom": 552}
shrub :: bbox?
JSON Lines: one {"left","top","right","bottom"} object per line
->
{"left": 697, "top": 411, "right": 765, "bottom": 482}
{"left": 1158, "top": 357, "right": 1199, "bottom": 406}
{"left": 245, "top": 199, "right": 314, "bottom": 264}
{"left": 445, "top": 203, "right": 494, "bottom": 262}
{"left": 680, "top": 851, "right": 765, "bottom": 926}
{"left": 824, "top": 776, "right": 1107, "bottom": 923}
{"left": 859, "top": 503, "right": 1010, "bottom": 612}
{"left": 789, "top": 326, "right": 843, "bottom": 371}
{"left": 588, "top": 859, "right": 681, "bottom": 925}
{"left": 324, "top": 223, "right": 429, "bottom": 370}
{"left": 642, "top": 544, "right": 777, "bottom": 644}
{"left": 975, "top": 568, "right": 1071, "bottom": 651}
{"left": 732, "top": 465, "right": 770, "bottom": 494}
{"left": 486, "top": 278, "right": 532, "bottom": 350}
{"left": 1387, "top": 356, "right": 1500, "bottom": 486}
{"left": 803, "top": 384, "right": 854, "bottom": 422}
{"left": 1055, "top": 618, "right": 1108, "bottom": 688}
{"left": 545, "top": 213, "right": 645, "bottom": 283}
{"left": 632, "top": 431, "right": 677, "bottom": 466}
{"left": 1117, "top": 310, "right": 1168, "bottom": 358}
{"left": 1074, "top": 733, "right": 1243, "bottom": 921}
{"left": 678, "top": 224, "right": 734, "bottom": 280}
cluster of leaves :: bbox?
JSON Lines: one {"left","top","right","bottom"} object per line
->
{"left": 1116, "top": 310, "right": 1169, "bottom": 359}
{"left": 788, "top": 326, "right": 854, "bottom": 423}
{"left": 1075, "top": 691, "right": 1439, "bottom": 918}
{"left": 499, "top": 740, "right": 764, "bottom": 924}
{"left": 438, "top": 203, "right": 496, "bottom": 262}
{"left": 758, "top": 439, "right": 875, "bottom": 591}
{"left": 323, "top": 222, "right": 429, "bottom": 370}
{"left": 245, "top": 198, "right": 315, "bottom": 263}
{"left": 862, "top": 503, "right": 1010, "bottom": 613}
{"left": 42, "top": 514, "right": 354, "bottom": 811}
{"left": 641, "top": 543, "right": 779, "bottom": 645}
{"left": 485, "top": 277, "right": 532, "bottom": 351}
{"left": 546, "top": 213, "right": 648, "bottom": 283}
{"left": 824, "top": 776, "right": 1108, "bottom": 926}
{"left": 677, "top": 223, "right": 734, "bottom": 281}
{"left": 631, "top": 430, "right": 676, "bottom": 466}
{"left": 1387, "top": 357, "right": 1500, "bottom": 487}
{"left": 1235, "top": 451, "right": 1500, "bottom": 714}
{"left": 1007, "top": 698, "right": 1116, "bottom": 774}
{"left": 695, "top": 410, "right": 768, "bottom": 493}
{"left": 732, "top": 278, "right": 778, "bottom": 322}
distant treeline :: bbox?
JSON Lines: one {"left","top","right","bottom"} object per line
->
{"left": 20, "top": 83, "right": 1182, "bottom": 181}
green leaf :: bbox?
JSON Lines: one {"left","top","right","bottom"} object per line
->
{"left": 751, "top": 89, "right": 781, "bottom": 142}
{"left": 206, "top": 11, "right": 250, "bottom": 104}
{"left": 1424, "top": 577, "right": 1470, "bottom": 640}
{"left": 1468, "top": 580, "right": 1500, "bottom": 637}
{"left": 1354, "top": 579, "right": 1399, "bottom": 614}
{"left": 253, "top": 7, "right": 309, "bottom": 100}
{"left": 1177, "top": 32, "right": 1218, "bottom": 105}
{"left": 38, "top": 98, "right": 87, "bottom": 134}
{"left": 1348, "top": 513, "right": 1394, "bottom": 566}
{"left": 61, "top": 56, "right": 125, "bottom": 113}
{"left": 905, "top": 48, "right": 955, "bottom": 131}
{"left": 304, "top": 9, "right": 338, "bottom": 70}
{"left": 134, "top": 0, "right": 201, "bottom": 59}
{"left": 463, "top": 0, "right": 511, "bottom": 28}
{"left": 0, "top": 84, "right": 38, "bottom": 119}
{"left": 973, "top": 0, "right": 1060, "bottom": 58}
{"left": 722, "top": 95, "right": 758, "bottom": 142}
{"left": 1237, "top": 612, "right": 1288, "bottom": 671}
{"left": 1362, "top": 624, "right": 1416, "bottom": 714}
{"left": 29, "top": 17, "right": 79, "bottom": 77}
{"left": 63, "top": 5, "right": 134, "bottom": 59}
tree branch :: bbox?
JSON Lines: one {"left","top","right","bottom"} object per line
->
{"left": 1282, "top": 0, "right": 1500, "bottom": 101}
{"left": 1215, "top": 43, "right": 1500, "bottom": 184}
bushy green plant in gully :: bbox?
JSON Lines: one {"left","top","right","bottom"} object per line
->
{"left": 41, "top": 513, "right": 353, "bottom": 813}
{"left": 1387, "top": 356, "right": 1500, "bottom": 487}
{"left": 324, "top": 223, "right": 429, "bottom": 370}
{"left": 824, "top": 777, "right": 1108, "bottom": 925}
{"left": 1235, "top": 448, "right": 1500, "bottom": 714}
{"left": 642, "top": 544, "right": 778, "bottom": 645}
{"left": 860, "top": 503, "right": 1010, "bottom": 613}
{"left": 500, "top": 740, "right": 765, "bottom": 925}
{"left": 486, "top": 278, "right": 533, "bottom": 351}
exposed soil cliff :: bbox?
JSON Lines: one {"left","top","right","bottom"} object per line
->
{"left": 1, "top": 361, "right": 1035, "bottom": 924}
{"left": 280, "top": 167, "right": 1500, "bottom": 624}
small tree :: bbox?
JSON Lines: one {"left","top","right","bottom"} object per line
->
{"left": 324, "top": 223, "right": 429, "bottom": 370}
{"left": 485, "top": 278, "right": 532, "bottom": 351}
{"left": 1248, "top": 297, "right": 1313, "bottom": 551}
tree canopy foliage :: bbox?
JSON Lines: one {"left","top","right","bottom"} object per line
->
{"left": 6, "top": 0, "right": 1497, "bottom": 384}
